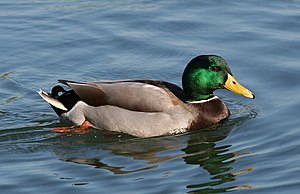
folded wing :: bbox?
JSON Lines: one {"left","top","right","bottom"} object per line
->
{"left": 59, "top": 80, "right": 186, "bottom": 112}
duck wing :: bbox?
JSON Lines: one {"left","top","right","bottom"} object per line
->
{"left": 58, "top": 79, "right": 186, "bottom": 112}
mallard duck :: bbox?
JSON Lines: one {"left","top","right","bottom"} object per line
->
{"left": 38, "top": 55, "right": 254, "bottom": 137}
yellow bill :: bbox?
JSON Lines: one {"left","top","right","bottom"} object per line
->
{"left": 224, "top": 73, "right": 255, "bottom": 99}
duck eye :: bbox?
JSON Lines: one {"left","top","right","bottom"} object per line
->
{"left": 210, "top": 66, "right": 219, "bottom": 72}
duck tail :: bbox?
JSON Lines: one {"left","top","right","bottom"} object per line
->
{"left": 38, "top": 85, "right": 82, "bottom": 116}
{"left": 38, "top": 89, "right": 68, "bottom": 115}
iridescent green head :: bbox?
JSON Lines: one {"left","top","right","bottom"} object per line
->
{"left": 182, "top": 55, "right": 254, "bottom": 101}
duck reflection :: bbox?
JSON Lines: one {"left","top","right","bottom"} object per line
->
{"left": 182, "top": 128, "right": 254, "bottom": 193}
{"left": 53, "top": 115, "right": 255, "bottom": 192}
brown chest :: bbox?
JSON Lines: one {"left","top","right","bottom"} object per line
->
{"left": 187, "top": 98, "right": 230, "bottom": 131}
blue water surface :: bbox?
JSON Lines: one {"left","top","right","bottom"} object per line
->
{"left": 0, "top": 0, "right": 300, "bottom": 193}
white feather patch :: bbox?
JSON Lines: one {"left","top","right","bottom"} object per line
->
{"left": 38, "top": 89, "right": 68, "bottom": 111}
{"left": 169, "top": 128, "right": 187, "bottom": 135}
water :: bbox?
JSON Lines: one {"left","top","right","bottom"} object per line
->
{"left": 0, "top": 0, "right": 300, "bottom": 193}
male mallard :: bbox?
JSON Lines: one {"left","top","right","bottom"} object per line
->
{"left": 38, "top": 55, "right": 254, "bottom": 137}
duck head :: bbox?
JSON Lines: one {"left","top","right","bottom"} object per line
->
{"left": 182, "top": 55, "right": 255, "bottom": 101}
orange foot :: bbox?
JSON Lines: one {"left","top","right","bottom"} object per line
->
{"left": 53, "top": 121, "right": 91, "bottom": 134}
